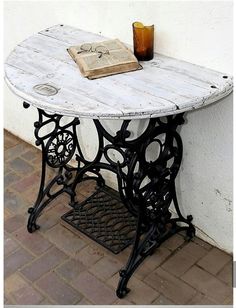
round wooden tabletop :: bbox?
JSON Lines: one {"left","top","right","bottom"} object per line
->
{"left": 5, "top": 24, "right": 233, "bottom": 119}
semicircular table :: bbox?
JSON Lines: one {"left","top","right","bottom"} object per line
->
{"left": 4, "top": 24, "right": 233, "bottom": 298}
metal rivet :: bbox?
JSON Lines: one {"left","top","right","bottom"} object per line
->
{"left": 223, "top": 76, "right": 228, "bottom": 79}
{"left": 211, "top": 85, "right": 217, "bottom": 89}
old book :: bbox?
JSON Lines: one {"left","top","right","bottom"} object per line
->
{"left": 67, "top": 39, "right": 142, "bottom": 79}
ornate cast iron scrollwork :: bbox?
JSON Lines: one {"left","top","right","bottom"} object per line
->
{"left": 67, "top": 113, "right": 195, "bottom": 297}
{"left": 24, "top": 101, "right": 195, "bottom": 298}
{"left": 24, "top": 104, "right": 81, "bottom": 233}
{"left": 46, "top": 130, "right": 76, "bottom": 168}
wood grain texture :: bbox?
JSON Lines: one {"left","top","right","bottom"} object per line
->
{"left": 4, "top": 24, "right": 233, "bottom": 119}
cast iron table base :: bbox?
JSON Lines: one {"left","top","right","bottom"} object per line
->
{"left": 24, "top": 102, "right": 195, "bottom": 298}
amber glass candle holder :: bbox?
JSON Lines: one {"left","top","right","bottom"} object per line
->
{"left": 132, "top": 22, "right": 154, "bottom": 61}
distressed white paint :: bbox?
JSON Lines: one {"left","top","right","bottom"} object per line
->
{"left": 4, "top": 25, "right": 233, "bottom": 119}
{"left": 4, "top": 1, "right": 233, "bottom": 252}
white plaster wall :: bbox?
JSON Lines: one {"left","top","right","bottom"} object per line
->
{"left": 4, "top": 1, "right": 233, "bottom": 252}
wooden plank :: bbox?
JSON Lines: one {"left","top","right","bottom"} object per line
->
{"left": 5, "top": 46, "right": 177, "bottom": 117}
{"left": 37, "top": 26, "right": 234, "bottom": 103}
{"left": 4, "top": 24, "right": 233, "bottom": 119}
{"left": 4, "top": 64, "right": 124, "bottom": 118}
{"left": 19, "top": 34, "right": 214, "bottom": 100}
{"left": 39, "top": 24, "right": 107, "bottom": 45}
{"left": 38, "top": 25, "right": 232, "bottom": 89}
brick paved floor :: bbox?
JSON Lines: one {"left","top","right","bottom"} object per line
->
{"left": 4, "top": 130, "right": 233, "bottom": 305}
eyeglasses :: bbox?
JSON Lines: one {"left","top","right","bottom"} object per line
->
{"left": 77, "top": 43, "right": 110, "bottom": 58}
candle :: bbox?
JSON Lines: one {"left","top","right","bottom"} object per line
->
{"left": 132, "top": 22, "right": 154, "bottom": 61}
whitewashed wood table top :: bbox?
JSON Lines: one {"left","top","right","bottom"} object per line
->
{"left": 5, "top": 24, "right": 233, "bottom": 119}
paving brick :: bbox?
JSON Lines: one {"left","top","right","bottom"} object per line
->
{"left": 72, "top": 271, "right": 117, "bottom": 304}
{"left": 4, "top": 134, "right": 22, "bottom": 153}
{"left": 126, "top": 287, "right": 149, "bottom": 305}
{"left": 4, "top": 137, "right": 16, "bottom": 150}
{"left": 162, "top": 234, "right": 185, "bottom": 251}
{"left": 5, "top": 143, "right": 31, "bottom": 162}
{"left": 4, "top": 248, "right": 34, "bottom": 278}
{"left": 217, "top": 261, "right": 233, "bottom": 286}
{"left": 23, "top": 186, "right": 40, "bottom": 204}
{"left": 161, "top": 243, "right": 207, "bottom": 277}
{"left": 4, "top": 214, "right": 26, "bottom": 233}
{"left": 108, "top": 272, "right": 159, "bottom": 304}
{"left": 187, "top": 292, "right": 217, "bottom": 305}
{"left": 4, "top": 233, "right": 20, "bottom": 256}
{"left": 180, "top": 240, "right": 209, "bottom": 260}
{"left": 45, "top": 224, "right": 87, "bottom": 256}
{"left": 55, "top": 191, "right": 71, "bottom": 204}
{"left": 4, "top": 163, "right": 12, "bottom": 176}
{"left": 4, "top": 189, "right": 29, "bottom": 214}
{"left": 36, "top": 272, "right": 81, "bottom": 304}
{"left": 144, "top": 267, "right": 196, "bottom": 304}
{"left": 32, "top": 157, "right": 43, "bottom": 166}
{"left": 197, "top": 247, "right": 232, "bottom": 275}
{"left": 9, "top": 157, "right": 34, "bottom": 174}
{"left": 4, "top": 130, "right": 21, "bottom": 145}
{"left": 13, "top": 227, "right": 52, "bottom": 255}
{"left": 21, "top": 149, "right": 41, "bottom": 161}
{"left": 182, "top": 265, "right": 232, "bottom": 303}
{"left": 193, "top": 236, "right": 213, "bottom": 250}
{"left": 50, "top": 201, "right": 72, "bottom": 216}
{"left": 41, "top": 165, "right": 57, "bottom": 179}
{"left": 89, "top": 256, "right": 122, "bottom": 280}
{"left": 135, "top": 246, "right": 172, "bottom": 279}
{"left": 75, "top": 180, "right": 98, "bottom": 197}
{"left": 38, "top": 298, "right": 54, "bottom": 305}
{"left": 37, "top": 207, "right": 61, "bottom": 233}
{"left": 223, "top": 294, "right": 233, "bottom": 305}
{"left": 4, "top": 133, "right": 20, "bottom": 149}
{"left": 113, "top": 298, "right": 133, "bottom": 305}
{"left": 23, "top": 194, "right": 68, "bottom": 217}
{"left": 75, "top": 244, "right": 104, "bottom": 267}
{"left": 113, "top": 245, "right": 132, "bottom": 264}
{"left": 56, "top": 258, "right": 86, "bottom": 281}
{"left": 12, "top": 172, "right": 40, "bottom": 193}
{"left": 4, "top": 171, "right": 22, "bottom": 188}
{"left": 4, "top": 296, "right": 14, "bottom": 305}
{"left": 152, "top": 294, "right": 174, "bottom": 305}
{"left": 12, "top": 284, "right": 44, "bottom": 305}
{"left": 4, "top": 208, "right": 13, "bottom": 220}
{"left": 21, "top": 246, "right": 67, "bottom": 281}
{"left": 5, "top": 272, "right": 29, "bottom": 297}
{"left": 107, "top": 272, "right": 120, "bottom": 287}
{"left": 57, "top": 190, "right": 86, "bottom": 205}
{"left": 77, "top": 297, "right": 93, "bottom": 305}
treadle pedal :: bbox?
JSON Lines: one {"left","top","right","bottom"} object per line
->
{"left": 61, "top": 186, "right": 138, "bottom": 254}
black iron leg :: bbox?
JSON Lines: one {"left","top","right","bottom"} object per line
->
{"left": 24, "top": 105, "right": 81, "bottom": 232}
{"left": 113, "top": 114, "right": 196, "bottom": 297}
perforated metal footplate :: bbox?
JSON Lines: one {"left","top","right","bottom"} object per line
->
{"left": 61, "top": 186, "right": 138, "bottom": 254}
